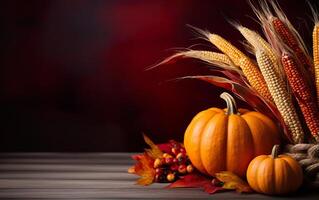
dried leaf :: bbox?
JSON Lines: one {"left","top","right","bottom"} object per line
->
{"left": 128, "top": 153, "right": 155, "bottom": 184}
{"left": 167, "top": 173, "right": 224, "bottom": 194}
{"left": 128, "top": 166, "right": 136, "bottom": 174}
{"left": 209, "top": 68, "right": 248, "bottom": 86}
{"left": 137, "top": 170, "right": 155, "bottom": 186}
{"left": 143, "top": 134, "right": 163, "bottom": 159}
{"left": 131, "top": 154, "right": 143, "bottom": 161}
{"left": 131, "top": 153, "right": 155, "bottom": 186}
{"left": 129, "top": 153, "right": 149, "bottom": 175}
{"left": 215, "top": 171, "right": 253, "bottom": 193}
{"left": 129, "top": 136, "right": 183, "bottom": 186}
{"left": 203, "top": 183, "right": 225, "bottom": 194}
{"left": 167, "top": 174, "right": 207, "bottom": 188}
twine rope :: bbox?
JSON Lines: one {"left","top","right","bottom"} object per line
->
{"left": 284, "top": 144, "right": 319, "bottom": 188}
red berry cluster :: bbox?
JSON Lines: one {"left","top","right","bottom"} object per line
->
{"left": 153, "top": 142, "right": 194, "bottom": 183}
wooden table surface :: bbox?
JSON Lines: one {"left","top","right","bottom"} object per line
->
{"left": 0, "top": 153, "right": 318, "bottom": 199}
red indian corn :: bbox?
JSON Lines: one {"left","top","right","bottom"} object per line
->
{"left": 282, "top": 53, "right": 319, "bottom": 142}
{"left": 272, "top": 17, "right": 313, "bottom": 73}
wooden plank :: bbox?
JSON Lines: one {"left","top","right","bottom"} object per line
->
{"left": 0, "top": 153, "right": 318, "bottom": 199}
{"left": 0, "top": 188, "right": 317, "bottom": 199}
{"left": 0, "top": 188, "right": 211, "bottom": 199}
{"left": 0, "top": 172, "right": 136, "bottom": 180}
{"left": 0, "top": 158, "right": 134, "bottom": 165}
{"left": 0, "top": 179, "right": 165, "bottom": 189}
{"left": 0, "top": 164, "right": 129, "bottom": 172}
{"left": 0, "top": 153, "right": 135, "bottom": 159}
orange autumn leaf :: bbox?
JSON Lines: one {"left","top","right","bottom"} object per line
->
{"left": 128, "top": 166, "right": 135, "bottom": 174}
{"left": 143, "top": 134, "right": 163, "bottom": 159}
{"left": 215, "top": 171, "right": 253, "bottom": 193}
{"left": 128, "top": 135, "right": 165, "bottom": 185}
{"left": 136, "top": 153, "right": 155, "bottom": 185}
{"left": 129, "top": 135, "right": 187, "bottom": 186}
{"left": 130, "top": 153, "right": 155, "bottom": 185}
{"left": 137, "top": 169, "right": 155, "bottom": 186}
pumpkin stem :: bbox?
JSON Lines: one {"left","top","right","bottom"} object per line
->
{"left": 271, "top": 145, "right": 280, "bottom": 159}
{"left": 220, "top": 92, "right": 238, "bottom": 115}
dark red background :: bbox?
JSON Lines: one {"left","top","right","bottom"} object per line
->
{"left": 0, "top": 0, "right": 317, "bottom": 151}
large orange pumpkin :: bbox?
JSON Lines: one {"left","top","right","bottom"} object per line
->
{"left": 184, "top": 92, "right": 280, "bottom": 177}
{"left": 246, "top": 145, "right": 303, "bottom": 195}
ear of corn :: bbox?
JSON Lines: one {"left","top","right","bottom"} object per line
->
{"left": 313, "top": 23, "right": 319, "bottom": 107}
{"left": 147, "top": 50, "right": 238, "bottom": 73}
{"left": 173, "top": 50, "right": 242, "bottom": 74}
{"left": 206, "top": 34, "right": 245, "bottom": 65}
{"left": 236, "top": 26, "right": 277, "bottom": 66}
{"left": 272, "top": 17, "right": 299, "bottom": 48}
{"left": 206, "top": 33, "right": 273, "bottom": 103}
{"left": 236, "top": 25, "right": 286, "bottom": 83}
{"left": 282, "top": 53, "right": 319, "bottom": 142}
{"left": 268, "top": 0, "right": 313, "bottom": 72}
{"left": 251, "top": 0, "right": 313, "bottom": 73}
{"left": 256, "top": 49, "right": 304, "bottom": 144}
{"left": 272, "top": 17, "right": 313, "bottom": 74}
{"left": 238, "top": 56, "right": 273, "bottom": 102}
{"left": 176, "top": 50, "right": 234, "bottom": 66}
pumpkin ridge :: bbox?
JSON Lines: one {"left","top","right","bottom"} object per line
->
{"left": 281, "top": 159, "right": 294, "bottom": 193}
{"left": 272, "top": 157, "right": 277, "bottom": 195}
{"left": 265, "top": 157, "right": 276, "bottom": 195}
{"left": 257, "top": 158, "right": 271, "bottom": 194}
{"left": 274, "top": 158, "right": 287, "bottom": 194}
{"left": 184, "top": 109, "right": 218, "bottom": 174}
{"left": 258, "top": 156, "right": 269, "bottom": 193}
{"left": 243, "top": 112, "right": 279, "bottom": 136}
{"left": 226, "top": 114, "right": 254, "bottom": 177}
{"left": 200, "top": 112, "right": 228, "bottom": 176}
{"left": 242, "top": 114, "right": 280, "bottom": 155}
{"left": 280, "top": 157, "right": 302, "bottom": 193}
{"left": 224, "top": 112, "right": 229, "bottom": 176}
{"left": 198, "top": 111, "right": 219, "bottom": 174}
{"left": 249, "top": 155, "right": 268, "bottom": 193}
{"left": 241, "top": 115, "right": 257, "bottom": 156}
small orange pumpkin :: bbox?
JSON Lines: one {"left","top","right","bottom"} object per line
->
{"left": 247, "top": 145, "right": 303, "bottom": 195}
{"left": 184, "top": 92, "right": 280, "bottom": 177}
